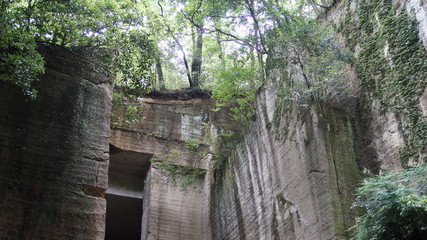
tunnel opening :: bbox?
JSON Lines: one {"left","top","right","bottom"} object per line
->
{"left": 105, "top": 194, "right": 143, "bottom": 240}
{"left": 105, "top": 145, "right": 152, "bottom": 240}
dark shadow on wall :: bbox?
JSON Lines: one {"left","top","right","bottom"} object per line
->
{"left": 105, "top": 194, "right": 143, "bottom": 240}
{"left": 105, "top": 145, "right": 152, "bottom": 240}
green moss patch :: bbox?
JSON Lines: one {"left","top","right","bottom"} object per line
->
{"left": 338, "top": 0, "right": 427, "bottom": 166}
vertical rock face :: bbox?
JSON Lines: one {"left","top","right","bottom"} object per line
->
{"left": 110, "top": 97, "right": 238, "bottom": 240}
{"left": 143, "top": 167, "right": 210, "bottom": 240}
{"left": 0, "top": 46, "right": 112, "bottom": 240}
{"left": 210, "top": 80, "right": 361, "bottom": 240}
{"left": 328, "top": 0, "right": 427, "bottom": 171}
{"left": 210, "top": 1, "right": 427, "bottom": 237}
{"left": 0, "top": 1, "right": 424, "bottom": 239}
{"left": 109, "top": 1, "right": 427, "bottom": 237}
{"left": 111, "top": 98, "right": 218, "bottom": 169}
{"left": 211, "top": 1, "right": 427, "bottom": 238}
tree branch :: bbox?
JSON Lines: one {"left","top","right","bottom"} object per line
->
{"left": 214, "top": 27, "right": 267, "bottom": 54}
{"left": 157, "top": 0, "right": 164, "bottom": 17}
{"left": 316, "top": 0, "right": 338, "bottom": 10}
{"left": 189, "top": 0, "right": 204, "bottom": 23}
{"left": 244, "top": 0, "right": 267, "bottom": 53}
{"left": 170, "top": 32, "right": 192, "bottom": 85}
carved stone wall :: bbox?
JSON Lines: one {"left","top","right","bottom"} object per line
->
{"left": 210, "top": 80, "right": 361, "bottom": 240}
{"left": 110, "top": 97, "right": 239, "bottom": 240}
{"left": 0, "top": 45, "right": 112, "bottom": 240}
{"left": 327, "top": 0, "right": 427, "bottom": 171}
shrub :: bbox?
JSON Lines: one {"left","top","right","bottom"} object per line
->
{"left": 351, "top": 165, "right": 427, "bottom": 240}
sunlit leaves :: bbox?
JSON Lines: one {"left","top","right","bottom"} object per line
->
{"left": 212, "top": 61, "right": 259, "bottom": 125}
{"left": 1, "top": 0, "right": 156, "bottom": 96}
{"left": 351, "top": 166, "right": 427, "bottom": 240}
{"left": 111, "top": 30, "right": 156, "bottom": 93}
{"left": 0, "top": 1, "right": 44, "bottom": 98}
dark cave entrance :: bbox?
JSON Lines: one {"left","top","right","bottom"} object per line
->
{"left": 105, "top": 145, "right": 152, "bottom": 240}
{"left": 105, "top": 194, "right": 143, "bottom": 240}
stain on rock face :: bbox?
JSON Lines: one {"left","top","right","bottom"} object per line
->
{"left": 0, "top": 45, "right": 112, "bottom": 240}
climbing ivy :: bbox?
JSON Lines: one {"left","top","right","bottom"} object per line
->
{"left": 266, "top": 19, "right": 353, "bottom": 141}
{"left": 338, "top": 0, "right": 427, "bottom": 166}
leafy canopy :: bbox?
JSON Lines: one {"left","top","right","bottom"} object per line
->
{"left": 351, "top": 166, "right": 427, "bottom": 240}
{"left": 1, "top": 0, "right": 346, "bottom": 125}
{"left": 1, "top": 0, "right": 156, "bottom": 97}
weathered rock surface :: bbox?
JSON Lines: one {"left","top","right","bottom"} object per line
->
{"left": 110, "top": 97, "right": 238, "bottom": 240}
{"left": 404, "top": 0, "right": 427, "bottom": 50}
{"left": 420, "top": 87, "right": 427, "bottom": 117}
{"left": 0, "top": 1, "right": 424, "bottom": 239}
{"left": 210, "top": 80, "right": 361, "bottom": 240}
{"left": 0, "top": 45, "right": 112, "bottom": 240}
{"left": 328, "top": 0, "right": 427, "bottom": 170}
{"left": 108, "top": 2, "right": 427, "bottom": 238}
{"left": 142, "top": 167, "right": 210, "bottom": 240}
{"left": 110, "top": 98, "right": 236, "bottom": 168}
{"left": 0, "top": 2, "right": 421, "bottom": 240}
{"left": 209, "top": 2, "right": 427, "bottom": 238}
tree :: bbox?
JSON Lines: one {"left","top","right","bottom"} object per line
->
{"left": 152, "top": 0, "right": 206, "bottom": 89}
{"left": 1, "top": 0, "right": 345, "bottom": 100}
{"left": 1, "top": 0, "right": 156, "bottom": 97}
{"left": 189, "top": 23, "right": 203, "bottom": 89}
{"left": 351, "top": 166, "right": 427, "bottom": 240}
{"left": 0, "top": 1, "right": 45, "bottom": 98}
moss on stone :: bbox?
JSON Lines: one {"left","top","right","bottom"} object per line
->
{"left": 338, "top": 0, "right": 427, "bottom": 166}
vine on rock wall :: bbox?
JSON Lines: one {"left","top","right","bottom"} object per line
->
{"left": 267, "top": 21, "right": 353, "bottom": 141}
{"left": 150, "top": 139, "right": 207, "bottom": 190}
{"left": 338, "top": 0, "right": 427, "bottom": 166}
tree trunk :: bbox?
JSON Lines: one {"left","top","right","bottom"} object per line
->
{"left": 171, "top": 34, "right": 192, "bottom": 86}
{"left": 155, "top": 54, "right": 166, "bottom": 91}
{"left": 190, "top": 27, "right": 203, "bottom": 89}
{"left": 243, "top": 0, "right": 267, "bottom": 82}
{"left": 216, "top": 31, "right": 224, "bottom": 60}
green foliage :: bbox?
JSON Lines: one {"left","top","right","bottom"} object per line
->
{"left": 149, "top": 137, "right": 207, "bottom": 190}
{"left": 211, "top": 63, "right": 259, "bottom": 126}
{"left": 265, "top": 17, "right": 353, "bottom": 141}
{"left": 338, "top": 0, "right": 427, "bottom": 165}
{"left": 150, "top": 149, "right": 207, "bottom": 190}
{"left": 269, "top": 17, "right": 353, "bottom": 100}
{"left": 110, "top": 91, "right": 144, "bottom": 129}
{"left": 109, "top": 30, "right": 156, "bottom": 93}
{"left": 1, "top": 0, "right": 156, "bottom": 96}
{"left": 0, "top": 1, "right": 44, "bottom": 98}
{"left": 211, "top": 131, "right": 240, "bottom": 170}
{"left": 351, "top": 165, "right": 427, "bottom": 240}
{"left": 183, "top": 138, "right": 202, "bottom": 152}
